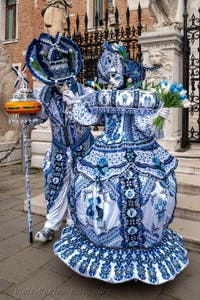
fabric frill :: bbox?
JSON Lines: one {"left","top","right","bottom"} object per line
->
{"left": 54, "top": 226, "right": 188, "bottom": 285}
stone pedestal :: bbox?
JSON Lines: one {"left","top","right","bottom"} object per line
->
{"left": 139, "top": 28, "right": 183, "bottom": 152}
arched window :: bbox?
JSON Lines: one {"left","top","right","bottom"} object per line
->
{"left": 5, "top": 0, "right": 16, "bottom": 40}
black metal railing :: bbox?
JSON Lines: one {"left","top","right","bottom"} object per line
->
{"left": 182, "top": 0, "right": 200, "bottom": 147}
{"left": 64, "top": 4, "right": 143, "bottom": 84}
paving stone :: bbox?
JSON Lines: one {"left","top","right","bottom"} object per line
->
{"left": 0, "top": 254, "right": 7, "bottom": 262}
{"left": 0, "top": 198, "right": 21, "bottom": 211}
{"left": 156, "top": 294, "right": 181, "bottom": 300}
{"left": 0, "top": 294, "right": 19, "bottom": 300}
{"left": 32, "top": 240, "right": 57, "bottom": 257}
{"left": 103, "top": 280, "right": 162, "bottom": 300}
{"left": 53, "top": 274, "right": 110, "bottom": 300}
{"left": 42, "top": 296, "right": 60, "bottom": 300}
{"left": 0, "top": 216, "right": 27, "bottom": 240}
{"left": 0, "top": 279, "right": 13, "bottom": 293}
{"left": 162, "top": 251, "right": 200, "bottom": 300}
{"left": 0, "top": 231, "right": 30, "bottom": 258}
{"left": 41, "top": 257, "right": 74, "bottom": 278}
{"left": 6, "top": 268, "right": 66, "bottom": 300}
{"left": 98, "top": 294, "right": 119, "bottom": 300}
{"left": 1, "top": 179, "right": 27, "bottom": 192}
{"left": 0, "top": 214, "right": 44, "bottom": 241}
{"left": 0, "top": 246, "right": 54, "bottom": 283}
{"left": 0, "top": 209, "right": 23, "bottom": 225}
{"left": 11, "top": 203, "right": 25, "bottom": 212}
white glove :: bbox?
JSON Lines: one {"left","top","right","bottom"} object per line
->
{"left": 62, "top": 89, "right": 78, "bottom": 107}
{"left": 157, "top": 107, "right": 170, "bottom": 119}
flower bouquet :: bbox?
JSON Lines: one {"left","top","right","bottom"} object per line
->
{"left": 145, "top": 80, "right": 191, "bottom": 131}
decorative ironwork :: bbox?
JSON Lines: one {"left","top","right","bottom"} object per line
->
{"left": 182, "top": 1, "right": 200, "bottom": 147}
{"left": 64, "top": 4, "right": 143, "bottom": 84}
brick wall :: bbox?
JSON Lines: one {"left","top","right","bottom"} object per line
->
{"left": 4, "top": 0, "right": 44, "bottom": 65}
{"left": 69, "top": 0, "right": 87, "bottom": 32}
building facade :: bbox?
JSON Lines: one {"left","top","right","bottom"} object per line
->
{"left": 0, "top": 0, "right": 155, "bottom": 73}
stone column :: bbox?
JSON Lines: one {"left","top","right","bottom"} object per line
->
{"left": 139, "top": 28, "right": 183, "bottom": 152}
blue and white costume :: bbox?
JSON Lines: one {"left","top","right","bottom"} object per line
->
{"left": 26, "top": 33, "right": 94, "bottom": 233}
{"left": 29, "top": 84, "right": 94, "bottom": 231}
{"left": 54, "top": 42, "right": 189, "bottom": 284}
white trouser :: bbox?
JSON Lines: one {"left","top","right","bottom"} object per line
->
{"left": 44, "top": 150, "right": 73, "bottom": 231}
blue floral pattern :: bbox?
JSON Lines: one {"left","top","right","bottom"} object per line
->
{"left": 54, "top": 226, "right": 189, "bottom": 285}
{"left": 54, "top": 88, "right": 188, "bottom": 284}
{"left": 154, "top": 198, "right": 168, "bottom": 222}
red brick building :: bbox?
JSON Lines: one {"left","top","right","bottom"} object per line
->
{"left": 0, "top": 1, "right": 155, "bottom": 75}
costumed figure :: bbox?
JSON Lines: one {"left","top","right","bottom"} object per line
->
{"left": 25, "top": 33, "right": 94, "bottom": 242}
{"left": 54, "top": 42, "right": 189, "bottom": 285}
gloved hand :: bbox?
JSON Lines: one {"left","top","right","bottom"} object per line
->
{"left": 62, "top": 89, "right": 78, "bottom": 107}
{"left": 157, "top": 107, "right": 170, "bottom": 120}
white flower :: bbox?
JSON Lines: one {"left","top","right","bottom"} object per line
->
{"left": 127, "top": 78, "right": 132, "bottom": 83}
{"left": 163, "top": 87, "right": 170, "bottom": 94}
{"left": 161, "top": 83, "right": 166, "bottom": 89}
{"left": 150, "top": 88, "right": 156, "bottom": 93}
{"left": 182, "top": 99, "right": 191, "bottom": 108}
{"left": 112, "top": 43, "right": 118, "bottom": 50}
{"left": 183, "top": 102, "right": 191, "bottom": 108}
{"left": 179, "top": 90, "right": 187, "bottom": 96}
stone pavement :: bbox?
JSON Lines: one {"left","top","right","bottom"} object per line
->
{"left": 0, "top": 164, "right": 200, "bottom": 300}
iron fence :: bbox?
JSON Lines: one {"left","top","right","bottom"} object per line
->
{"left": 64, "top": 4, "right": 143, "bottom": 84}
{"left": 182, "top": 1, "right": 200, "bottom": 147}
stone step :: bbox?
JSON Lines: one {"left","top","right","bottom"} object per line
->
{"left": 175, "top": 193, "right": 200, "bottom": 222}
{"left": 170, "top": 217, "right": 200, "bottom": 252}
{"left": 175, "top": 157, "right": 200, "bottom": 175}
{"left": 190, "top": 143, "right": 200, "bottom": 151}
{"left": 176, "top": 173, "right": 200, "bottom": 195}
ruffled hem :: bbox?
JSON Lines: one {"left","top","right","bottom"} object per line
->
{"left": 54, "top": 226, "right": 189, "bottom": 285}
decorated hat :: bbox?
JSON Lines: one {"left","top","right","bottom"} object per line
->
{"left": 26, "top": 32, "right": 82, "bottom": 86}
{"left": 97, "top": 41, "right": 160, "bottom": 85}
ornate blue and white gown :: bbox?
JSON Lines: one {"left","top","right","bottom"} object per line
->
{"left": 29, "top": 83, "right": 94, "bottom": 230}
{"left": 54, "top": 88, "right": 189, "bottom": 284}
